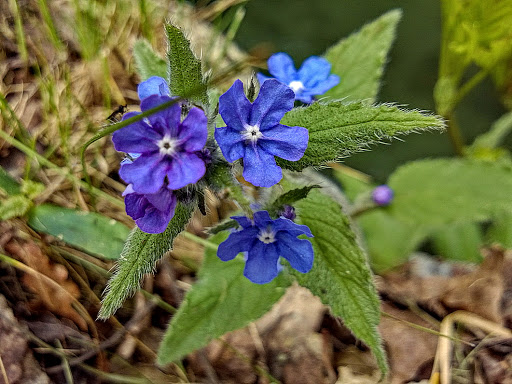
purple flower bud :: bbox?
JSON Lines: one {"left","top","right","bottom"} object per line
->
{"left": 279, "top": 205, "right": 296, "bottom": 221}
{"left": 372, "top": 185, "right": 394, "bottom": 206}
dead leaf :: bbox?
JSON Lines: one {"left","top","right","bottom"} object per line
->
{"left": 381, "top": 246, "right": 506, "bottom": 323}
{"left": 5, "top": 239, "right": 87, "bottom": 330}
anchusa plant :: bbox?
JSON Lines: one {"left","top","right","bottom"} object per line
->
{"left": 99, "top": 13, "right": 449, "bottom": 376}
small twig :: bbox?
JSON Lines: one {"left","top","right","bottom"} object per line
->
{"left": 0, "top": 354, "right": 10, "bottom": 384}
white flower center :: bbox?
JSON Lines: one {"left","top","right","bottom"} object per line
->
{"left": 288, "top": 80, "right": 305, "bottom": 93}
{"left": 241, "top": 124, "right": 263, "bottom": 143}
{"left": 158, "top": 135, "right": 177, "bottom": 156}
{"left": 257, "top": 228, "right": 276, "bottom": 244}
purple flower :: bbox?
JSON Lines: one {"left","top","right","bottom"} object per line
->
{"left": 123, "top": 184, "right": 177, "bottom": 234}
{"left": 215, "top": 79, "right": 309, "bottom": 188}
{"left": 137, "top": 76, "right": 170, "bottom": 100}
{"left": 217, "top": 211, "right": 314, "bottom": 284}
{"left": 257, "top": 52, "right": 340, "bottom": 103}
{"left": 112, "top": 95, "right": 208, "bottom": 194}
{"left": 372, "top": 185, "right": 394, "bottom": 206}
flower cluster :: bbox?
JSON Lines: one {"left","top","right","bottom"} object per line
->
{"left": 257, "top": 52, "right": 340, "bottom": 103}
{"left": 114, "top": 52, "right": 331, "bottom": 282}
{"left": 112, "top": 76, "right": 208, "bottom": 233}
{"left": 217, "top": 211, "right": 314, "bottom": 284}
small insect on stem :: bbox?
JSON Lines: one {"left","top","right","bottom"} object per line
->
{"left": 106, "top": 104, "right": 128, "bottom": 123}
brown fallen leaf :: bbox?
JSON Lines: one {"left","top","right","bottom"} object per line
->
{"left": 5, "top": 239, "right": 87, "bottom": 330}
{"left": 381, "top": 246, "right": 506, "bottom": 323}
{"left": 379, "top": 303, "right": 438, "bottom": 384}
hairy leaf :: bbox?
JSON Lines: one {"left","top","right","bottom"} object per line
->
{"left": 133, "top": 39, "right": 168, "bottom": 81}
{"left": 99, "top": 202, "right": 195, "bottom": 319}
{"left": 165, "top": 22, "right": 208, "bottom": 106}
{"left": 279, "top": 102, "right": 445, "bottom": 171}
{"left": 388, "top": 158, "right": 512, "bottom": 227}
{"left": 323, "top": 9, "right": 402, "bottom": 103}
{"left": 157, "top": 232, "right": 291, "bottom": 364}
{"left": 294, "top": 189, "right": 387, "bottom": 375}
{"left": 28, "top": 204, "right": 130, "bottom": 260}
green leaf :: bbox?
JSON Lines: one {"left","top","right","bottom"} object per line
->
{"left": 388, "top": 159, "right": 512, "bottom": 227}
{"left": 486, "top": 211, "right": 512, "bottom": 248}
{"left": 359, "top": 211, "right": 425, "bottom": 272}
{"left": 0, "top": 166, "right": 21, "bottom": 195}
{"left": 431, "top": 222, "right": 483, "bottom": 263}
{"left": 157, "top": 232, "right": 291, "bottom": 365}
{"left": 279, "top": 102, "right": 445, "bottom": 171}
{"left": 294, "top": 189, "right": 387, "bottom": 375}
{"left": 165, "top": 22, "right": 208, "bottom": 106}
{"left": 27, "top": 204, "right": 130, "bottom": 260}
{"left": 99, "top": 202, "right": 195, "bottom": 319}
{"left": 323, "top": 10, "right": 402, "bottom": 103}
{"left": 133, "top": 39, "right": 168, "bottom": 81}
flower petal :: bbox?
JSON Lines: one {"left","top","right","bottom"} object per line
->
{"left": 218, "top": 80, "right": 252, "bottom": 132}
{"left": 112, "top": 112, "right": 161, "bottom": 153}
{"left": 178, "top": 107, "right": 208, "bottom": 152}
{"left": 302, "top": 74, "right": 340, "bottom": 98}
{"left": 249, "top": 79, "right": 295, "bottom": 129}
{"left": 145, "top": 186, "right": 177, "bottom": 213}
{"left": 214, "top": 126, "right": 245, "bottom": 162}
{"left": 252, "top": 211, "right": 273, "bottom": 228}
{"left": 166, "top": 152, "right": 206, "bottom": 189}
{"left": 267, "top": 52, "right": 297, "bottom": 83}
{"left": 136, "top": 206, "right": 174, "bottom": 234}
{"left": 231, "top": 215, "right": 254, "bottom": 229}
{"left": 217, "top": 227, "right": 259, "bottom": 261}
{"left": 244, "top": 242, "right": 280, "bottom": 284}
{"left": 276, "top": 231, "right": 314, "bottom": 273}
{"left": 138, "top": 76, "right": 170, "bottom": 100}
{"left": 297, "top": 56, "right": 332, "bottom": 87}
{"left": 124, "top": 193, "right": 149, "bottom": 220}
{"left": 242, "top": 145, "right": 282, "bottom": 187}
{"left": 273, "top": 217, "right": 313, "bottom": 237}
{"left": 259, "top": 124, "right": 309, "bottom": 161}
{"left": 141, "top": 95, "right": 181, "bottom": 137}
{"left": 119, "top": 152, "right": 168, "bottom": 194}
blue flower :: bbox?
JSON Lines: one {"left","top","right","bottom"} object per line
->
{"left": 217, "top": 211, "right": 314, "bottom": 284}
{"left": 137, "top": 76, "right": 170, "bottom": 100}
{"left": 215, "top": 79, "right": 309, "bottom": 187}
{"left": 372, "top": 185, "right": 394, "bottom": 206}
{"left": 123, "top": 184, "right": 177, "bottom": 234}
{"left": 112, "top": 95, "right": 208, "bottom": 194}
{"left": 257, "top": 52, "right": 340, "bottom": 103}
